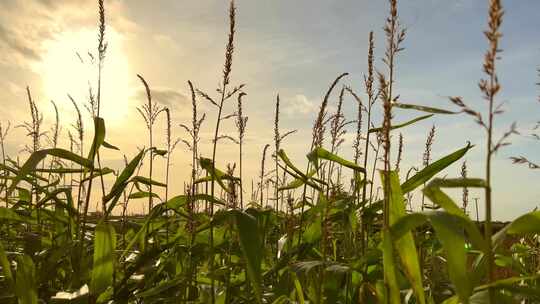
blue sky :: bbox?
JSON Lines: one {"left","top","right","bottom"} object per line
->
{"left": 0, "top": 0, "right": 538, "bottom": 219}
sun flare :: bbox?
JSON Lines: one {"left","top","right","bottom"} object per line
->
{"left": 37, "top": 27, "right": 131, "bottom": 124}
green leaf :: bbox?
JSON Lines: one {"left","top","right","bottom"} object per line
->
{"left": 8, "top": 148, "right": 93, "bottom": 195}
{"left": 307, "top": 147, "right": 365, "bottom": 173}
{"left": 103, "top": 149, "right": 145, "bottom": 215}
{"left": 429, "top": 212, "right": 472, "bottom": 303}
{"left": 153, "top": 148, "right": 168, "bottom": 156}
{"left": 80, "top": 167, "right": 115, "bottom": 183}
{"left": 136, "top": 277, "right": 183, "bottom": 298}
{"left": 393, "top": 102, "right": 458, "bottom": 114}
{"left": 232, "top": 210, "right": 263, "bottom": 303}
{"left": 293, "top": 274, "right": 306, "bottom": 304}
{"left": 199, "top": 157, "right": 240, "bottom": 194}
{"left": 369, "top": 114, "right": 433, "bottom": 133}
{"left": 506, "top": 211, "right": 540, "bottom": 235}
{"left": 15, "top": 255, "right": 38, "bottom": 304}
{"left": 417, "top": 176, "right": 490, "bottom": 303}
{"left": 0, "top": 207, "right": 24, "bottom": 222}
{"left": 381, "top": 171, "right": 425, "bottom": 304}
{"left": 0, "top": 241, "right": 14, "bottom": 292}
{"left": 128, "top": 191, "right": 160, "bottom": 200}
{"left": 109, "top": 150, "right": 145, "bottom": 192}
{"left": 423, "top": 178, "right": 487, "bottom": 216}
{"left": 120, "top": 204, "right": 166, "bottom": 259}
{"left": 277, "top": 149, "right": 321, "bottom": 190}
{"left": 102, "top": 141, "right": 119, "bottom": 150}
{"left": 88, "top": 117, "right": 106, "bottom": 159}
{"left": 382, "top": 229, "right": 401, "bottom": 304}
{"left": 401, "top": 143, "right": 474, "bottom": 193}
{"left": 130, "top": 176, "right": 167, "bottom": 187}
{"left": 421, "top": 178, "right": 487, "bottom": 252}
{"left": 90, "top": 222, "right": 117, "bottom": 296}
{"left": 165, "top": 194, "right": 227, "bottom": 211}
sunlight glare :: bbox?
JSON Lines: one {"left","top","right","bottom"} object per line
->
{"left": 37, "top": 27, "right": 131, "bottom": 124}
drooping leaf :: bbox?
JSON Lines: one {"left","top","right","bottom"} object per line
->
{"left": 87, "top": 117, "right": 106, "bottom": 159}
{"left": 81, "top": 167, "right": 115, "bottom": 183}
{"left": 506, "top": 211, "right": 540, "bottom": 235}
{"left": 165, "top": 194, "right": 227, "bottom": 211}
{"left": 393, "top": 102, "right": 457, "bottom": 114}
{"left": 8, "top": 149, "right": 93, "bottom": 195}
{"left": 130, "top": 176, "right": 167, "bottom": 188}
{"left": 128, "top": 191, "right": 160, "bottom": 200}
{"left": 102, "top": 141, "right": 119, "bottom": 150}
{"left": 429, "top": 212, "right": 472, "bottom": 303}
{"left": 199, "top": 157, "right": 240, "bottom": 194}
{"left": 307, "top": 147, "right": 365, "bottom": 173}
{"left": 277, "top": 149, "right": 321, "bottom": 190}
{"left": 369, "top": 114, "right": 433, "bottom": 133}
{"left": 423, "top": 178, "right": 487, "bottom": 216}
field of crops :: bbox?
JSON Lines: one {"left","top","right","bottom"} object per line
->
{"left": 0, "top": 0, "right": 539, "bottom": 303}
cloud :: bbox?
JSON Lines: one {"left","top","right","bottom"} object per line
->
{"left": 283, "top": 94, "right": 318, "bottom": 116}
{"left": 135, "top": 87, "right": 190, "bottom": 109}
{"left": 0, "top": 25, "right": 41, "bottom": 61}
{"left": 0, "top": 0, "right": 134, "bottom": 67}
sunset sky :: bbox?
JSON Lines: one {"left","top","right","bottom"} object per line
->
{"left": 0, "top": 0, "right": 538, "bottom": 220}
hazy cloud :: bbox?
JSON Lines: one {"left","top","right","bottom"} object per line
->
{"left": 136, "top": 87, "right": 190, "bottom": 109}
{"left": 0, "top": 25, "right": 41, "bottom": 61}
{"left": 283, "top": 94, "right": 318, "bottom": 116}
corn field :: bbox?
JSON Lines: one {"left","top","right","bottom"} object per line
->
{"left": 0, "top": 0, "right": 539, "bottom": 303}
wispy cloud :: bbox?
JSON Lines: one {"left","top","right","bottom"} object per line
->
{"left": 283, "top": 94, "right": 318, "bottom": 116}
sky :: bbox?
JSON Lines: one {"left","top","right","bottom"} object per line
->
{"left": 0, "top": 0, "right": 538, "bottom": 220}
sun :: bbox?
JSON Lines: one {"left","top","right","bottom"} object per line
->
{"left": 37, "top": 27, "right": 131, "bottom": 124}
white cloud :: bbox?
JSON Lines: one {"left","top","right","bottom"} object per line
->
{"left": 283, "top": 94, "right": 318, "bottom": 116}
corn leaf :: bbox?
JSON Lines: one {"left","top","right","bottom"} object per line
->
{"left": 307, "top": 147, "right": 365, "bottom": 173}
{"left": 401, "top": 143, "right": 473, "bottom": 193}
{"left": 430, "top": 212, "right": 472, "bottom": 303}
{"left": 382, "top": 229, "right": 401, "bottom": 304}
{"left": 232, "top": 210, "right": 262, "bottom": 303}
{"left": 369, "top": 114, "right": 433, "bottom": 133}
{"left": 15, "top": 255, "right": 38, "bottom": 304}
{"left": 8, "top": 148, "right": 93, "bottom": 195}
{"left": 90, "top": 222, "right": 116, "bottom": 296}
{"left": 0, "top": 241, "right": 14, "bottom": 291}
{"left": 381, "top": 171, "right": 426, "bottom": 304}
{"left": 87, "top": 117, "right": 106, "bottom": 159}
{"left": 393, "top": 102, "right": 457, "bottom": 114}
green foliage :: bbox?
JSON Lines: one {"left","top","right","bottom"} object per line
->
{"left": 90, "top": 222, "right": 116, "bottom": 296}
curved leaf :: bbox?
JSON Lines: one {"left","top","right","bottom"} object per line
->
{"left": 369, "top": 114, "right": 433, "bottom": 133}
{"left": 8, "top": 148, "right": 93, "bottom": 195}
{"left": 401, "top": 143, "right": 474, "bottom": 193}
{"left": 393, "top": 102, "right": 457, "bottom": 114}
{"left": 88, "top": 117, "right": 106, "bottom": 159}
{"left": 307, "top": 147, "right": 365, "bottom": 173}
